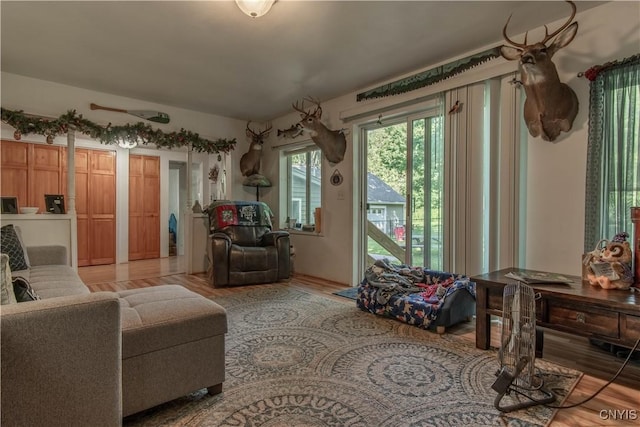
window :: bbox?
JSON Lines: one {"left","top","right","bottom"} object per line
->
{"left": 584, "top": 55, "right": 640, "bottom": 251}
{"left": 285, "top": 146, "right": 322, "bottom": 229}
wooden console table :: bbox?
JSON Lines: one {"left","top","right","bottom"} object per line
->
{"left": 473, "top": 269, "right": 640, "bottom": 351}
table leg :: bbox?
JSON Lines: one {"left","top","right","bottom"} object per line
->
{"left": 476, "top": 285, "right": 490, "bottom": 349}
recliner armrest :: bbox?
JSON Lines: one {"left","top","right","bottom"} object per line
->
{"left": 211, "top": 232, "right": 232, "bottom": 245}
{"left": 210, "top": 233, "right": 233, "bottom": 287}
{"left": 261, "top": 230, "right": 290, "bottom": 247}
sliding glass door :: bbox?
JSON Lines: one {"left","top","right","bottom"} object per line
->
{"left": 364, "top": 110, "right": 444, "bottom": 269}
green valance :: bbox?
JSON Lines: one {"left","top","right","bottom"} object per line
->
{"left": 357, "top": 47, "right": 501, "bottom": 102}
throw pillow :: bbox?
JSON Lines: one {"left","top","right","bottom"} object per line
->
{"left": 13, "top": 225, "right": 31, "bottom": 268}
{"left": 12, "top": 276, "right": 40, "bottom": 302}
{"left": 1, "top": 224, "right": 29, "bottom": 272}
{"left": 1, "top": 254, "right": 17, "bottom": 305}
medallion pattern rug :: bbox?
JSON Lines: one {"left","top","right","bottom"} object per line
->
{"left": 124, "top": 285, "right": 581, "bottom": 427}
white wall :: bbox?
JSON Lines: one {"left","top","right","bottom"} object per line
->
{"left": 262, "top": 1, "right": 640, "bottom": 283}
{"left": 1, "top": 72, "right": 246, "bottom": 263}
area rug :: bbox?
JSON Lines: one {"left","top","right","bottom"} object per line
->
{"left": 124, "top": 284, "right": 582, "bottom": 427}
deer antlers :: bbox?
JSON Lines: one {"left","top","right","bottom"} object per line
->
{"left": 503, "top": 0, "right": 576, "bottom": 48}
{"left": 292, "top": 97, "right": 323, "bottom": 119}
{"left": 246, "top": 121, "right": 272, "bottom": 141}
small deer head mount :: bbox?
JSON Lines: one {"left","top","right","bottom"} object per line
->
{"left": 240, "top": 121, "right": 272, "bottom": 177}
{"left": 292, "top": 97, "right": 346, "bottom": 165}
{"left": 500, "top": 0, "right": 579, "bottom": 142}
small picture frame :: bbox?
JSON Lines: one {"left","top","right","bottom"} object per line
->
{"left": 44, "top": 194, "right": 66, "bottom": 214}
{"left": 1, "top": 197, "right": 18, "bottom": 214}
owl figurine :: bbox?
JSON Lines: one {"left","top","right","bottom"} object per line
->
{"left": 586, "top": 232, "right": 633, "bottom": 290}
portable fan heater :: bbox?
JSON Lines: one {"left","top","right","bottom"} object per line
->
{"left": 491, "top": 282, "right": 556, "bottom": 412}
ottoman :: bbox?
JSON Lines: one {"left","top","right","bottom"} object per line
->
{"left": 117, "top": 285, "right": 227, "bottom": 417}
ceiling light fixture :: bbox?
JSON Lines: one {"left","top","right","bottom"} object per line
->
{"left": 118, "top": 138, "right": 138, "bottom": 149}
{"left": 235, "top": 0, "right": 276, "bottom": 18}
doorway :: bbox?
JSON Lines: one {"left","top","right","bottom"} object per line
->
{"left": 362, "top": 111, "right": 444, "bottom": 270}
{"left": 169, "top": 161, "right": 187, "bottom": 256}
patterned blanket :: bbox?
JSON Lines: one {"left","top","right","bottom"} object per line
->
{"left": 357, "top": 259, "right": 476, "bottom": 329}
{"left": 206, "top": 201, "right": 273, "bottom": 230}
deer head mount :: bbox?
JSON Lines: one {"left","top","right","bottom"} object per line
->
{"left": 240, "top": 121, "right": 272, "bottom": 177}
{"left": 500, "top": 0, "right": 579, "bottom": 142}
{"left": 292, "top": 97, "right": 347, "bottom": 165}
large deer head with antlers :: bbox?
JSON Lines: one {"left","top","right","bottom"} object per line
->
{"left": 240, "top": 121, "right": 272, "bottom": 177}
{"left": 500, "top": 0, "right": 579, "bottom": 142}
{"left": 292, "top": 97, "right": 346, "bottom": 165}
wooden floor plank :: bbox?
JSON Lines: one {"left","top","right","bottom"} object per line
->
{"left": 79, "top": 257, "right": 640, "bottom": 426}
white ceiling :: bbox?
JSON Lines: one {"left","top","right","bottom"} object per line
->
{"left": 1, "top": 1, "right": 604, "bottom": 121}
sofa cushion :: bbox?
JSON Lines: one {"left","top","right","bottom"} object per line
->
{"left": 1, "top": 224, "right": 29, "bottom": 272}
{"left": 118, "top": 285, "right": 227, "bottom": 359}
{"left": 27, "top": 265, "right": 89, "bottom": 299}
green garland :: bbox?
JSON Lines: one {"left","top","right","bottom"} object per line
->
{"left": 0, "top": 107, "right": 236, "bottom": 154}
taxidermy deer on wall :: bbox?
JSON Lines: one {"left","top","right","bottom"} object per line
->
{"left": 240, "top": 121, "right": 272, "bottom": 177}
{"left": 500, "top": 0, "right": 579, "bottom": 142}
{"left": 292, "top": 97, "right": 347, "bottom": 165}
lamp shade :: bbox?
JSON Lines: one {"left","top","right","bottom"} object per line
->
{"left": 235, "top": 0, "right": 276, "bottom": 18}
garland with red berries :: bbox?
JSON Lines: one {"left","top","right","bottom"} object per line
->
{"left": 0, "top": 107, "right": 236, "bottom": 154}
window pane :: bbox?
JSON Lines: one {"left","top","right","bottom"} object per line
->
{"left": 286, "top": 148, "right": 321, "bottom": 229}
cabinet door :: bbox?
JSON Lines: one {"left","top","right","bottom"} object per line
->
{"left": 0, "top": 140, "right": 29, "bottom": 209}
{"left": 31, "top": 144, "right": 63, "bottom": 212}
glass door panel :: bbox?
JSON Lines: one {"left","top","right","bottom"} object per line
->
{"left": 363, "top": 109, "right": 444, "bottom": 269}
{"left": 365, "top": 122, "right": 407, "bottom": 265}
{"left": 410, "top": 116, "right": 444, "bottom": 269}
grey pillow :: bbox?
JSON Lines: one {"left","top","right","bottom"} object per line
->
{"left": 1, "top": 224, "right": 29, "bottom": 272}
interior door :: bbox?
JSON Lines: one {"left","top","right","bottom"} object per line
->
{"left": 363, "top": 111, "right": 444, "bottom": 269}
{"left": 62, "top": 147, "right": 116, "bottom": 266}
{"left": 129, "top": 154, "right": 160, "bottom": 261}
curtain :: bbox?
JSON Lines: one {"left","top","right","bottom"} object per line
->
{"left": 584, "top": 54, "right": 640, "bottom": 252}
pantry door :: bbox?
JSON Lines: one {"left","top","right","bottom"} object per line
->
{"left": 63, "top": 148, "right": 116, "bottom": 266}
{"left": 129, "top": 154, "right": 160, "bottom": 260}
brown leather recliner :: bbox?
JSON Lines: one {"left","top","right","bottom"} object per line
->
{"left": 209, "top": 202, "right": 291, "bottom": 287}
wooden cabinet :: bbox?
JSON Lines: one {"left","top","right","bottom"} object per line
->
{"left": 1, "top": 140, "right": 116, "bottom": 266}
{"left": 129, "top": 154, "right": 160, "bottom": 260}
{"left": 1, "top": 141, "right": 63, "bottom": 212}
{"left": 0, "top": 141, "right": 29, "bottom": 209}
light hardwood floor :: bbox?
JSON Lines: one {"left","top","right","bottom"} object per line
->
{"left": 80, "top": 257, "right": 640, "bottom": 427}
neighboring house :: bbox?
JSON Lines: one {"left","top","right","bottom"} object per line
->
{"left": 290, "top": 168, "right": 404, "bottom": 235}
{"left": 366, "top": 172, "right": 405, "bottom": 236}
{"left": 290, "top": 165, "right": 321, "bottom": 225}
